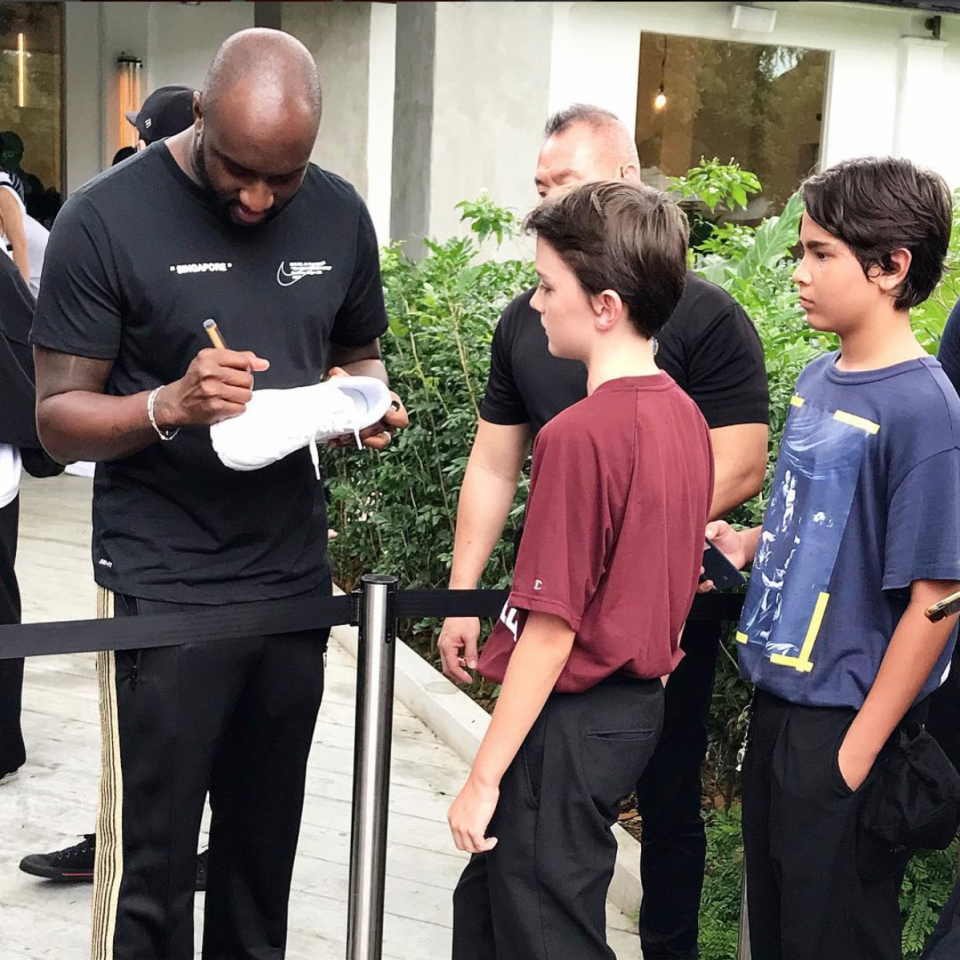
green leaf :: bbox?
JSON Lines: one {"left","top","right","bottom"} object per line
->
{"left": 387, "top": 315, "right": 410, "bottom": 338}
{"left": 737, "top": 191, "right": 803, "bottom": 279}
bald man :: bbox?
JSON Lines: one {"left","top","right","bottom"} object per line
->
{"left": 31, "top": 29, "right": 406, "bottom": 960}
{"left": 439, "top": 105, "right": 769, "bottom": 960}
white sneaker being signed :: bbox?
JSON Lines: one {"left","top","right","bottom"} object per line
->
{"left": 210, "top": 377, "right": 392, "bottom": 476}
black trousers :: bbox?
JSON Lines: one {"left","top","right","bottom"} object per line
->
{"left": 635, "top": 619, "right": 720, "bottom": 960}
{"left": 920, "top": 653, "right": 960, "bottom": 960}
{"left": 926, "top": 641, "right": 960, "bottom": 773}
{"left": 452, "top": 677, "right": 664, "bottom": 960}
{"left": 923, "top": 872, "right": 960, "bottom": 959}
{"left": 91, "top": 586, "right": 329, "bottom": 960}
{"left": 742, "top": 691, "right": 902, "bottom": 960}
{"left": 0, "top": 495, "right": 25, "bottom": 778}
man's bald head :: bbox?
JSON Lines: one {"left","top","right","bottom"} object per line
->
{"left": 535, "top": 104, "right": 640, "bottom": 199}
{"left": 191, "top": 29, "right": 322, "bottom": 227}
{"left": 203, "top": 28, "right": 321, "bottom": 125}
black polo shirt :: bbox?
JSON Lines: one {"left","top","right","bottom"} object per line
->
{"left": 480, "top": 272, "right": 769, "bottom": 437}
{"left": 31, "top": 143, "right": 387, "bottom": 604}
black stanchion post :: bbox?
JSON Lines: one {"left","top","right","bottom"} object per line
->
{"left": 346, "top": 574, "right": 399, "bottom": 960}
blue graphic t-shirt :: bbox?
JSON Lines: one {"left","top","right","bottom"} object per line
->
{"left": 738, "top": 352, "right": 960, "bottom": 709}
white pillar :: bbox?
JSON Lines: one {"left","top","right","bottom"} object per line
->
{"left": 893, "top": 37, "right": 948, "bottom": 176}
{"left": 392, "top": 1, "right": 554, "bottom": 258}
{"left": 64, "top": 1, "right": 104, "bottom": 193}
{"left": 283, "top": 2, "right": 395, "bottom": 244}
{"left": 366, "top": 2, "right": 397, "bottom": 247}
{"left": 390, "top": 1, "right": 436, "bottom": 255}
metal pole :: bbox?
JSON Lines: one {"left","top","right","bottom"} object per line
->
{"left": 346, "top": 574, "right": 399, "bottom": 960}
{"left": 737, "top": 862, "right": 752, "bottom": 960}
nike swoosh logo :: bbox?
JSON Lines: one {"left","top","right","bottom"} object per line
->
{"left": 277, "top": 263, "right": 303, "bottom": 287}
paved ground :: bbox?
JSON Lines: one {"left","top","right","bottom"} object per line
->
{"left": 0, "top": 474, "right": 642, "bottom": 958}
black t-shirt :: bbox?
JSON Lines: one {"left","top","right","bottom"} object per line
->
{"left": 480, "top": 272, "right": 769, "bottom": 437}
{"left": 31, "top": 144, "right": 388, "bottom": 604}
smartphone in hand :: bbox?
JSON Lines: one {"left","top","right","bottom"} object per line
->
{"left": 700, "top": 539, "right": 747, "bottom": 592}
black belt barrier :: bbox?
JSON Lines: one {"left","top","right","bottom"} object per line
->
{"left": 2, "top": 577, "right": 745, "bottom": 960}
{"left": 0, "top": 589, "right": 744, "bottom": 660}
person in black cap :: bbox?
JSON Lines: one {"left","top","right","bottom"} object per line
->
{"left": 125, "top": 84, "right": 197, "bottom": 149}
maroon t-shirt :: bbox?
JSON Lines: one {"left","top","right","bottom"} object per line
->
{"left": 479, "top": 374, "right": 714, "bottom": 693}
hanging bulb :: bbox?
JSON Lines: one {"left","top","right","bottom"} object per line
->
{"left": 654, "top": 86, "right": 667, "bottom": 112}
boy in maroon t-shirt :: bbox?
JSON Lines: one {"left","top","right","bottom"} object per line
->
{"left": 448, "top": 180, "right": 714, "bottom": 959}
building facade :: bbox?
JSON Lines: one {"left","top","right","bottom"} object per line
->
{"left": 2, "top": 1, "right": 958, "bottom": 256}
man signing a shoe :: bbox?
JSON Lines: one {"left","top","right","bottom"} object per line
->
{"left": 30, "top": 29, "right": 406, "bottom": 960}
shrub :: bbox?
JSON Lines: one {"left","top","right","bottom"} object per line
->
{"left": 327, "top": 231, "right": 534, "bottom": 690}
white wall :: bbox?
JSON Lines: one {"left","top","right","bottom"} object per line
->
{"left": 281, "top": 1, "right": 396, "bottom": 243}
{"left": 894, "top": 36, "right": 951, "bottom": 177}
{"left": 283, "top": 2, "right": 374, "bottom": 195}
{"left": 426, "top": 1, "right": 554, "bottom": 257}
{"left": 65, "top": 1, "right": 960, "bottom": 234}
{"left": 367, "top": 1, "right": 397, "bottom": 246}
{"left": 64, "top": 2, "right": 103, "bottom": 194}
{"left": 549, "top": 1, "right": 960, "bottom": 187}
{"left": 146, "top": 1, "right": 254, "bottom": 93}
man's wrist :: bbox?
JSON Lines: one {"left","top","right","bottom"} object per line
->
{"left": 152, "top": 385, "right": 181, "bottom": 430}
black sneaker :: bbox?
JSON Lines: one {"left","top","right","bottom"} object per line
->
{"left": 20, "top": 836, "right": 210, "bottom": 891}
{"left": 20, "top": 834, "right": 95, "bottom": 882}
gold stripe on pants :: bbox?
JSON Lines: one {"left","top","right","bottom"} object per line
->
{"left": 91, "top": 587, "right": 123, "bottom": 960}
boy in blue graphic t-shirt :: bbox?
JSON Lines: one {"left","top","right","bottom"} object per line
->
{"left": 706, "top": 157, "right": 960, "bottom": 960}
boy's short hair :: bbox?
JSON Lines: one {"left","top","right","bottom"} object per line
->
{"left": 802, "top": 157, "right": 952, "bottom": 311}
{"left": 524, "top": 180, "right": 689, "bottom": 339}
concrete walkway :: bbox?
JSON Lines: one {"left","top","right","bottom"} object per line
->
{"left": 0, "top": 474, "right": 642, "bottom": 958}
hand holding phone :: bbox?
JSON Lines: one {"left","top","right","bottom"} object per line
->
{"left": 700, "top": 539, "right": 747, "bottom": 592}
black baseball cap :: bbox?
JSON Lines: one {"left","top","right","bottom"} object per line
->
{"left": 126, "top": 85, "right": 196, "bottom": 144}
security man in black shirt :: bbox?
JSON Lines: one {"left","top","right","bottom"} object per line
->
{"left": 31, "top": 29, "right": 406, "bottom": 960}
{"left": 439, "top": 105, "right": 769, "bottom": 960}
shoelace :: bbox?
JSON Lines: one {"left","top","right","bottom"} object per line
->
{"left": 306, "top": 427, "right": 363, "bottom": 480}
{"left": 306, "top": 389, "right": 363, "bottom": 479}
{"left": 51, "top": 835, "right": 96, "bottom": 864}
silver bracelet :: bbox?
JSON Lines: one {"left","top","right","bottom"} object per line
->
{"left": 147, "top": 386, "right": 180, "bottom": 442}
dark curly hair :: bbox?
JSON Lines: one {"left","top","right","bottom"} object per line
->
{"left": 802, "top": 157, "right": 952, "bottom": 311}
